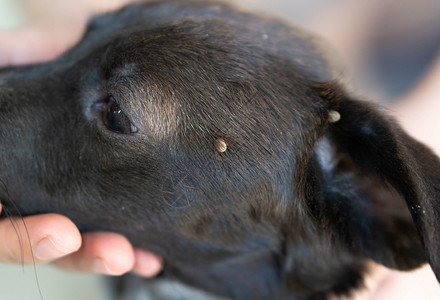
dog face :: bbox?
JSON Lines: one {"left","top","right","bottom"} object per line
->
{"left": 1, "top": 1, "right": 440, "bottom": 299}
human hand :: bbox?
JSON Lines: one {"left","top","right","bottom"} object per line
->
{"left": 0, "top": 0, "right": 162, "bottom": 277}
{"left": 0, "top": 0, "right": 135, "bottom": 66}
{"left": 0, "top": 204, "right": 162, "bottom": 276}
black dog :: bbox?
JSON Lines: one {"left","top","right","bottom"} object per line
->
{"left": 1, "top": 1, "right": 440, "bottom": 299}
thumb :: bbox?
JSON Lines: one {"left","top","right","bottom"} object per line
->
{"left": 0, "top": 213, "right": 81, "bottom": 264}
{"left": 0, "top": 27, "right": 82, "bottom": 67}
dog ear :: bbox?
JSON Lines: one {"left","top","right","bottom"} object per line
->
{"left": 312, "top": 94, "right": 440, "bottom": 280}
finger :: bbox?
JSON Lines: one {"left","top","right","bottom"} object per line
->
{"left": 132, "top": 249, "right": 163, "bottom": 277}
{"left": 0, "top": 214, "right": 81, "bottom": 264}
{"left": 0, "top": 28, "right": 75, "bottom": 67}
{"left": 54, "top": 232, "right": 135, "bottom": 276}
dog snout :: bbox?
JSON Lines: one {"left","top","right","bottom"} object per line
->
{"left": 0, "top": 86, "right": 12, "bottom": 119}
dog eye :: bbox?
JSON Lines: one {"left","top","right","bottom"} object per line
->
{"left": 102, "top": 96, "right": 137, "bottom": 134}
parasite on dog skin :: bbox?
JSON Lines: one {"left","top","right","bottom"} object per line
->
{"left": 214, "top": 138, "right": 228, "bottom": 153}
{"left": 328, "top": 110, "right": 341, "bottom": 123}
{"left": 2, "top": 1, "right": 440, "bottom": 300}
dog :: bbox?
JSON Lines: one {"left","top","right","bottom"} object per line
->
{"left": 1, "top": 1, "right": 440, "bottom": 299}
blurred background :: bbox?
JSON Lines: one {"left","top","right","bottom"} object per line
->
{"left": 0, "top": 0, "right": 439, "bottom": 299}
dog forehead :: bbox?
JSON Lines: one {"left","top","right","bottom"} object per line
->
{"left": 90, "top": 0, "right": 341, "bottom": 83}
{"left": 83, "top": 1, "right": 338, "bottom": 152}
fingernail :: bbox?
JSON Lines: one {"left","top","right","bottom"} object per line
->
{"left": 35, "top": 237, "right": 71, "bottom": 261}
{"left": 93, "top": 258, "right": 113, "bottom": 274}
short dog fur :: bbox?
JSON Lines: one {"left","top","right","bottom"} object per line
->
{"left": 1, "top": 1, "right": 440, "bottom": 299}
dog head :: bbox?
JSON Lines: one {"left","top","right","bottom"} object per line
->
{"left": 1, "top": 1, "right": 440, "bottom": 299}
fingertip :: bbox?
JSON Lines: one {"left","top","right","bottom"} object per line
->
{"left": 56, "top": 232, "right": 135, "bottom": 276}
{"left": 83, "top": 232, "right": 135, "bottom": 275}
{"left": 0, "top": 214, "right": 81, "bottom": 264}
{"left": 31, "top": 214, "right": 82, "bottom": 258}
{"left": 133, "top": 249, "right": 163, "bottom": 278}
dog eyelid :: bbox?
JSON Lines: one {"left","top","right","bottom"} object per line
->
{"left": 102, "top": 96, "right": 138, "bottom": 134}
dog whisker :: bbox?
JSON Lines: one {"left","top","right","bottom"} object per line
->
{"left": 1, "top": 205, "right": 45, "bottom": 300}
{"left": 0, "top": 181, "right": 45, "bottom": 300}
{"left": 160, "top": 174, "right": 198, "bottom": 209}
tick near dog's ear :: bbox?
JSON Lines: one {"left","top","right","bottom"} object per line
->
{"left": 309, "top": 92, "right": 440, "bottom": 280}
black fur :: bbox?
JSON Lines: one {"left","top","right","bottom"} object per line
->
{"left": 1, "top": 1, "right": 440, "bottom": 299}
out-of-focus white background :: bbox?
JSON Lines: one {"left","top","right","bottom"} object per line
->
{"left": 0, "top": 0, "right": 439, "bottom": 299}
